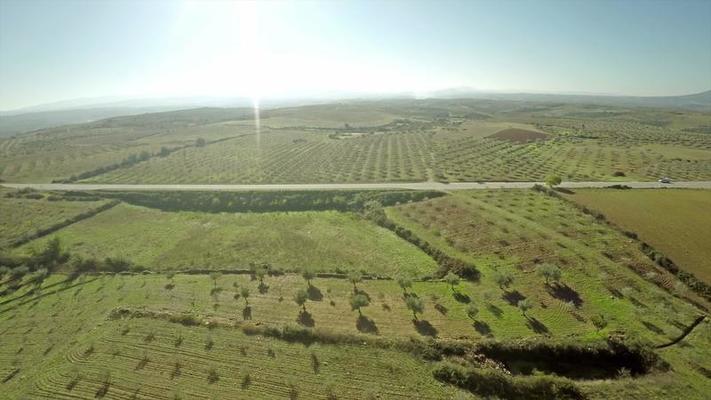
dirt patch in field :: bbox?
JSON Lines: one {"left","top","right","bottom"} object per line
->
{"left": 488, "top": 128, "right": 548, "bottom": 143}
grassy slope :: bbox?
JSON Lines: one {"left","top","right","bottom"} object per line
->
{"left": 567, "top": 189, "right": 711, "bottom": 283}
{"left": 385, "top": 190, "right": 704, "bottom": 344}
{"left": 16, "top": 203, "right": 438, "bottom": 277}
{"left": 0, "top": 195, "right": 109, "bottom": 247}
{"left": 0, "top": 274, "right": 466, "bottom": 400}
{"left": 2, "top": 189, "right": 711, "bottom": 399}
{"left": 1, "top": 271, "right": 709, "bottom": 399}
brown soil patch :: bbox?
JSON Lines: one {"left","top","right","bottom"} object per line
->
{"left": 488, "top": 128, "right": 548, "bottom": 143}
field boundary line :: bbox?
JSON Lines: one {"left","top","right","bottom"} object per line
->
{"left": 655, "top": 315, "right": 707, "bottom": 349}
{"left": 10, "top": 200, "right": 120, "bottom": 248}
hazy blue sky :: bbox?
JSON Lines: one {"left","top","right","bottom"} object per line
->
{"left": 1, "top": 0, "right": 710, "bottom": 110}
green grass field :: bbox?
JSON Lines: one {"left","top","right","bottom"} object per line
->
{"left": 386, "top": 189, "right": 706, "bottom": 338}
{"left": 16, "top": 203, "right": 438, "bottom": 277}
{"left": 567, "top": 189, "right": 711, "bottom": 283}
{"left": 1, "top": 266, "right": 709, "bottom": 398}
{"left": 0, "top": 192, "right": 110, "bottom": 248}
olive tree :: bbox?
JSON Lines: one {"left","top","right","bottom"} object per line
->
{"left": 240, "top": 287, "right": 250, "bottom": 305}
{"left": 545, "top": 175, "right": 562, "bottom": 188}
{"left": 349, "top": 293, "right": 370, "bottom": 316}
{"left": 397, "top": 275, "right": 413, "bottom": 294}
{"left": 405, "top": 296, "right": 424, "bottom": 320}
{"left": 538, "top": 263, "right": 562, "bottom": 285}
{"left": 294, "top": 289, "right": 309, "bottom": 312}
{"left": 347, "top": 271, "right": 363, "bottom": 292}
{"left": 301, "top": 269, "right": 316, "bottom": 287}
{"left": 494, "top": 271, "right": 514, "bottom": 290}
{"left": 518, "top": 299, "right": 533, "bottom": 317}
{"left": 591, "top": 313, "right": 608, "bottom": 331}
{"left": 444, "top": 272, "right": 460, "bottom": 292}
{"left": 209, "top": 272, "right": 222, "bottom": 288}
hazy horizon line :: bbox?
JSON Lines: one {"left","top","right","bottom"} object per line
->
{"left": 4, "top": 87, "right": 710, "bottom": 114}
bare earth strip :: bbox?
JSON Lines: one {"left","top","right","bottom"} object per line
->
{"left": 3, "top": 180, "right": 711, "bottom": 192}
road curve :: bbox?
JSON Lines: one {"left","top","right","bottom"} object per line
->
{"left": 3, "top": 181, "right": 711, "bottom": 192}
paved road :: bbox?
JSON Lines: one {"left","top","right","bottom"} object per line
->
{"left": 3, "top": 181, "right": 711, "bottom": 192}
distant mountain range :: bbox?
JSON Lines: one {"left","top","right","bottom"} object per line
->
{"left": 429, "top": 88, "right": 711, "bottom": 110}
{"left": 1, "top": 90, "right": 709, "bottom": 137}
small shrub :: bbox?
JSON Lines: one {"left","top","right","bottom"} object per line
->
{"left": 207, "top": 367, "right": 219, "bottom": 384}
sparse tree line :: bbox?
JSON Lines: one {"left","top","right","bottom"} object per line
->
{"left": 5, "top": 188, "right": 104, "bottom": 202}
{"left": 9, "top": 200, "right": 119, "bottom": 248}
{"left": 52, "top": 133, "right": 273, "bottom": 184}
{"left": 0, "top": 238, "right": 146, "bottom": 290}
{"left": 52, "top": 137, "right": 207, "bottom": 184}
{"left": 363, "top": 200, "right": 479, "bottom": 280}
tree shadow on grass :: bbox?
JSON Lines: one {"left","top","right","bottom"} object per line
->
{"left": 95, "top": 379, "right": 110, "bottom": 398}
{"left": 413, "top": 320, "right": 438, "bottom": 337}
{"left": 453, "top": 292, "right": 471, "bottom": 304}
{"left": 258, "top": 283, "right": 269, "bottom": 294}
{"left": 297, "top": 311, "right": 315, "bottom": 327}
{"left": 473, "top": 320, "right": 493, "bottom": 337}
{"left": 628, "top": 296, "right": 647, "bottom": 309}
{"left": 307, "top": 285, "right": 323, "bottom": 301}
{"left": 487, "top": 303, "right": 504, "bottom": 318}
{"left": 554, "top": 187, "right": 575, "bottom": 195}
{"left": 546, "top": 283, "right": 583, "bottom": 307}
{"left": 242, "top": 306, "right": 252, "bottom": 321}
{"left": 606, "top": 286, "right": 623, "bottom": 299}
{"left": 641, "top": 320, "right": 665, "bottom": 335}
{"left": 502, "top": 290, "right": 526, "bottom": 306}
{"left": 525, "top": 317, "right": 549, "bottom": 334}
{"left": 356, "top": 315, "right": 379, "bottom": 334}
{"left": 434, "top": 303, "right": 448, "bottom": 315}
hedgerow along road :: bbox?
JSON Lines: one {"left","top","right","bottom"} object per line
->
{"left": 3, "top": 181, "right": 711, "bottom": 192}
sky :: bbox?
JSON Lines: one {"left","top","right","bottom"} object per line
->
{"left": 1, "top": 0, "right": 710, "bottom": 110}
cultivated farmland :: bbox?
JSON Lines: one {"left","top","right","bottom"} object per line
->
{"left": 567, "top": 188, "right": 711, "bottom": 283}
{"left": 2, "top": 100, "right": 710, "bottom": 184}
{"left": 1, "top": 187, "right": 710, "bottom": 399}
{"left": 1, "top": 99, "right": 711, "bottom": 400}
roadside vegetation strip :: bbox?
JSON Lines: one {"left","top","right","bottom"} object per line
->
{"left": 96, "top": 187, "right": 445, "bottom": 213}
